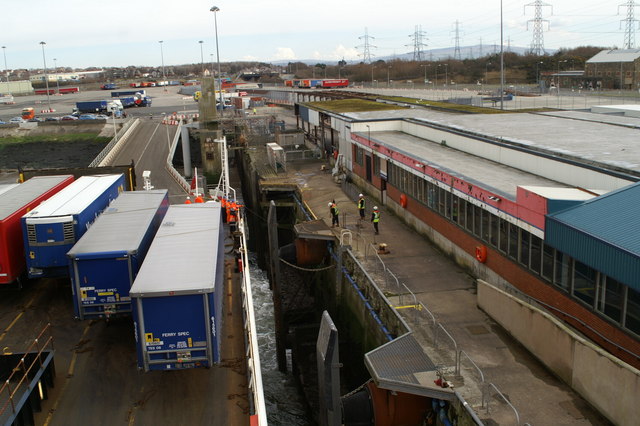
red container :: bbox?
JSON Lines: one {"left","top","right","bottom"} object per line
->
{"left": 0, "top": 175, "right": 74, "bottom": 285}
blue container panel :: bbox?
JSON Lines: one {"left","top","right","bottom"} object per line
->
{"left": 26, "top": 221, "right": 73, "bottom": 277}
{"left": 137, "top": 294, "right": 214, "bottom": 371}
{"left": 71, "top": 256, "right": 133, "bottom": 319}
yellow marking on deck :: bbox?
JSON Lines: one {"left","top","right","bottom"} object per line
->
{"left": 0, "top": 294, "right": 37, "bottom": 342}
{"left": 42, "top": 323, "right": 91, "bottom": 426}
{"left": 128, "top": 385, "right": 145, "bottom": 426}
{"left": 394, "top": 304, "right": 422, "bottom": 310}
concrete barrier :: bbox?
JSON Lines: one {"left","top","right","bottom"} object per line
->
{"left": 478, "top": 280, "right": 640, "bottom": 426}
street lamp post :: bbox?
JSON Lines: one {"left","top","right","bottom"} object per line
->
{"left": 371, "top": 65, "right": 375, "bottom": 87}
{"left": 210, "top": 6, "right": 224, "bottom": 117}
{"left": 199, "top": 41, "right": 205, "bottom": 76}
{"left": 53, "top": 58, "right": 60, "bottom": 94}
{"left": 557, "top": 59, "right": 567, "bottom": 107}
{"left": 387, "top": 66, "right": 391, "bottom": 88}
{"left": 535, "top": 61, "right": 543, "bottom": 92}
{"left": 159, "top": 41, "right": 165, "bottom": 81}
{"left": 420, "top": 64, "right": 429, "bottom": 87}
{"left": 1, "top": 46, "right": 7, "bottom": 83}
{"left": 485, "top": 62, "right": 491, "bottom": 85}
{"left": 39, "top": 41, "right": 52, "bottom": 113}
{"left": 161, "top": 113, "right": 171, "bottom": 151}
{"left": 444, "top": 63, "right": 448, "bottom": 86}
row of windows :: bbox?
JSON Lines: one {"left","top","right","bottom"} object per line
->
{"left": 387, "top": 162, "right": 640, "bottom": 337}
{"left": 586, "top": 70, "right": 634, "bottom": 77}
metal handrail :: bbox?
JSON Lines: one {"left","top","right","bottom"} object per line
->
{"left": 486, "top": 382, "right": 520, "bottom": 425}
{"left": 0, "top": 323, "right": 54, "bottom": 417}
{"left": 237, "top": 212, "right": 268, "bottom": 424}
{"left": 90, "top": 117, "right": 139, "bottom": 167}
{"left": 458, "top": 350, "right": 485, "bottom": 384}
{"left": 340, "top": 229, "right": 352, "bottom": 246}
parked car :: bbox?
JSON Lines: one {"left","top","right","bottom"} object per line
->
{"left": 0, "top": 120, "right": 6, "bottom": 125}
{"left": 28, "top": 117, "right": 44, "bottom": 122}
{"left": 45, "top": 117, "right": 61, "bottom": 122}
{"left": 9, "top": 117, "right": 24, "bottom": 123}
{"left": 95, "top": 114, "right": 109, "bottom": 120}
{"left": 61, "top": 115, "right": 78, "bottom": 121}
{"left": 79, "top": 114, "right": 97, "bottom": 120}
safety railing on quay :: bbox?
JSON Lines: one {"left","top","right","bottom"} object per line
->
{"left": 89, "top": 117, "right": 140, "bottom": 167}
{"left": 336, "top": 209, "right": 522, "bottom": 423}
{"left": 164, "top": 122, "right": 191, "bottom": 194}
{"left": 0, "top": 323, "right": 54, "bottom": 419}
{"left": 236, "top": 213, "right": 268, "bottom": 425}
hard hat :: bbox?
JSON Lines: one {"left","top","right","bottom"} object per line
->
{"left": 328, "top": 202, "right": 333, "bottom": 207}
{"left": 373, "top": 206, "right": 378, "bottom": 210}
{"left": 359, "top": 193, "right": 363, "bottom": 197}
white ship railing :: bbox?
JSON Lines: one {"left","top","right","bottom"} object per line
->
{"left": 237, "top": 212, "right": 268, "bottom": 424}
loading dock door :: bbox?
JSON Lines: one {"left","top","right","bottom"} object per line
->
{"left": 365, "top": 155, "right": 372, "bottom": 182}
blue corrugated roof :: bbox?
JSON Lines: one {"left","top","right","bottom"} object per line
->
{"left": 545, "top": 182, "right": 640, "bottom": 290}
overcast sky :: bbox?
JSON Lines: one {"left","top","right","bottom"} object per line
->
{"left": 1, "top": 0, "right": 634, "bottom": 70}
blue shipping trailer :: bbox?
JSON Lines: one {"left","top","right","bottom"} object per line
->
{"left": 22, "top": 174, "right": 125, "bottom": 278}
{"left": 130, "top": 204, "right": 224, "bottom": 371}
{"left": 67, "top": 190, "right": 169, "bottom": 320}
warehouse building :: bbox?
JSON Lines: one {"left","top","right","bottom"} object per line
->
{"left": 296, "top": 103, "right": 640, "bottom": 368}
{"left": 585, "top": 49, "right": 640, "bottom": 90}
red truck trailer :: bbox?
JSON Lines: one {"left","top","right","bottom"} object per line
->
{"left": 58, "top": 86, "right": 80, "bottom": 94}
{"left": 0, "top": 175, "right": 74, "bottom": 285}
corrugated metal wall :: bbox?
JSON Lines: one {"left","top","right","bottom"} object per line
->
{"left": 545, "top": 217, "right": 640, "bottom": 291}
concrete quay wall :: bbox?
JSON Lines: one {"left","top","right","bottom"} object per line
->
{"left": 478, "top": 280, "right": 640, "bottom": 426}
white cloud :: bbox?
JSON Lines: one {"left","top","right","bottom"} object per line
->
{"left": 331, "top": 45, "right": 360, "bottom": 61}
{"left": 312, "top": 51, "right": 323, "bottom": 59}
{"left": 273, "top": 48, "right": 296, "bottom": 60}
{"left": 242, "top": 55, "right": 259, "bottom": 61}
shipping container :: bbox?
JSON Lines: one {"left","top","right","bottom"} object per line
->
{"left": 22, "top": 174, "right": 125, "bottom": 278}
{"left": 67, "top": 190, "right": 169, "bottom": 320}
{"left": 130, "top": 204, "right": 224, "bottom": 371}
{"left": 0, "top": 176, "right": 74, "bottom": 285}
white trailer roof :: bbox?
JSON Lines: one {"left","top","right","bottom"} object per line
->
{"left": 0, "top": 175, "right": 73, "bottom": 221}
{"left": 22, "top": 174, "right": 122, "bottom": 219}
{"left": 130, "top": 204, "right": 223, "bottom": 297}
{"left": 67, "top": 190, "right": 168, "bottom": 256}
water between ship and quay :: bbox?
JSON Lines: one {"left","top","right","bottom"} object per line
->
{"left": 250, "top": 254, "right": 311, "bottom": 425}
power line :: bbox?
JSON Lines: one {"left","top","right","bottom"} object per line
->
{"left": 525, "top": 0, "right": 552, "bottom": 55}
{"left": 356, "top": 27, "right": 376, "bottom": 63}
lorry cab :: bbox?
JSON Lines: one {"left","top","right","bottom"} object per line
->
{"left": 21, "top": 108, "right": 35, "bottom": 120}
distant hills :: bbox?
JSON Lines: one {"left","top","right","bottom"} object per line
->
{"left": 271, "top": 45, "right": 557, "bottom": 65}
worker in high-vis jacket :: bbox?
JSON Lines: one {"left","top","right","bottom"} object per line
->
{"left": 329, "top": 200, "right": 339, "bottom": 227}
{"left": 371, "top": 206, "right": 380, "bottom": 234}
{"left": 357, "top": 194, "right": 366, "bottom": 222}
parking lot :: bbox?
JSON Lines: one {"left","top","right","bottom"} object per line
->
{"left": 0, "top": 85, "right": 199, "bottom": 123}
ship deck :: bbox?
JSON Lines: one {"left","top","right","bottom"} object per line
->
{"left": 0, "top": 236, "right": 248, "bottom": 425}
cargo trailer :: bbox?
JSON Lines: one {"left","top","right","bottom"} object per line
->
{"left": 0, "top": 175, "right": 74, "bottom": 285}
{"left": 110, "top": 90, "right": 146, "bottom": 97}
{"left": 130, "top": 204, "right": 224, "bottom": 371}
{"left": 67, "top": 190, "right": 169, "bottom": 320}
{"left": 22, "top": 174, "right": 125, "bottom": 278}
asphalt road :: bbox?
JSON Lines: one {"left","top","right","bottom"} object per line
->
{"left": 108, "top": 118, "right": 188, "bottom": 202}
